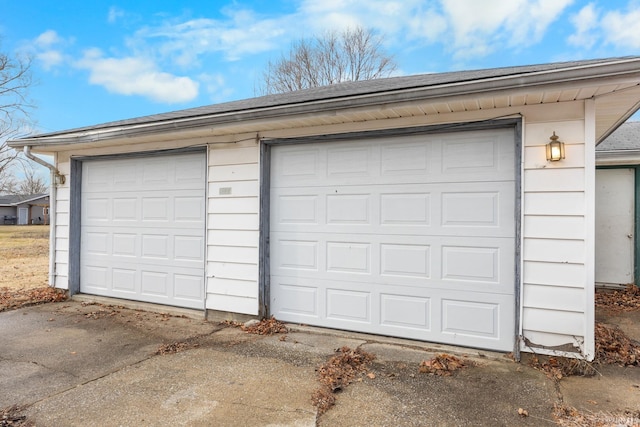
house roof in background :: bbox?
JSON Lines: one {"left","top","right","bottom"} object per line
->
{"left": 0, "top": 194, "right": 49, "bottom": 207}
{"left": 596, "top": 121, "right": 640, "bottom": 151}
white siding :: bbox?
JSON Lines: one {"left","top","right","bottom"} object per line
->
{"left": 206, "top": 143, "right": 260, "bottom": 315}
{"left": 53, "top": 157, "right": 71, "bottom": 289}
{"left": 521, "top": 117, "right": 591, "bottom": 358}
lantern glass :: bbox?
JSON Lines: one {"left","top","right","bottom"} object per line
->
{"left": 545, "top": 133, "right": 565, "bottom": 161}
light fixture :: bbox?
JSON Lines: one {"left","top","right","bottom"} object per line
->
{"left": 545, "top": 132, "right": 565, "bottom": 162}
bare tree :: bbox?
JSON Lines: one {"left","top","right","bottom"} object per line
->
{"left": 260, "top": 27, "right": 396, "bottom": 95}
{"left": 11, "top": 165, "right": 47, "bottom": 195}
{"left": 0, "top": 45, "right": 33, "bottom": 193}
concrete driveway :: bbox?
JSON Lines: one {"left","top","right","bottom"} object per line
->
{"left": 1, "top": 299, "right": 638, "bottom": 426}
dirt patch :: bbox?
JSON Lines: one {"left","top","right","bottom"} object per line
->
{"left": 0, "top": 225, "right": 49, "bottom": 291}
{"left": 0, "top": 286, "right": 67, "bottom": 313}
{"left": 596, "top": 285, "right": 640, "bottom": 313}
{"left": 312, "top": 346, "right": 375, "bottom": 415}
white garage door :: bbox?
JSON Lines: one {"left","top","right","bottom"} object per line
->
{"left": 270, "top": 129, "right": 516, "bottom": 351}
{"left": 81, "top": 153, "right": 206, "bottom": 309}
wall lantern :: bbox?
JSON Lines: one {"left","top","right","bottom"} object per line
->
{"left": 545, "top": 132, "right": 565, "bottom": 162}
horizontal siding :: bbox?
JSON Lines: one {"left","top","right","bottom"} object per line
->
{"left": 208, "top": 230, "right": 259, "bottom": 247}
{"left": 523, "top": 216, "right": 584, "bottom": 239}
{"left": 520, "top": 117, "right": 588, "bottom": 358}
{"left": 208, "top": 246, "right": 259, "bottom": 263}
{"left": 206, "top": 144, "right": 260, "bottom": 316}
{"left": 206, "top": 294, "right": 257, "bottom": 315}
{"left": 523, "top": 261, "right": 585, "bottom": 287}
{"left": 209, "top": 197, "right": 259, "bottom": 214}
{"left": 523, "top": 168, "right": 585, "bottom": 192}
{"left": 523, "top": 192, "right": 584, "bottom": 215}
{"left": 208, "top": 213, "right": 259, "bottom": 230}
{"left": 523, "top": 284, "right": 585, "bottom": 312}
{"left": 522, "top": 307, "right": 584, "bottom": 336}
{"left": 523, "top": 238, "right": 585, "bottom": 263}
{"left": 53, "top": 159, "right": 70, "bottom": 289}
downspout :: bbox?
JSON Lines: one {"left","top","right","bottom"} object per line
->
{"left": 23, "top": 146, "right": 65, "bottom": 287}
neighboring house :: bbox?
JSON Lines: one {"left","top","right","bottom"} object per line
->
{"left": 595, "top": 121, "right": 640, "bottom": 289}
{"left": 10, "top": 57, "right": 640, "bottom": 361}
{"left": 0, "top": 194, "right": 50, "bottom": 225}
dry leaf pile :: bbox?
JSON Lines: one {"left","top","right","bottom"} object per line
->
{"left": 595, "top": 322, "right": 640, "bottom": 366}
{"left": 155, "top": 341, "right": 200, "bottom": 355}
{"left": 240, "top": 316, "right": 288, "bottom": 335}
{"left": 0, "top": 405, "right": 32, "bottom": 427}
{"left": 418, "top": 353, "right": 470, "bottom": 376}
{"left": 595, "top": 285, "right": 640, "bottom": 313}
{"left": 312, "top": 346, "right": 375, "bottom": 415}
{"left": 0, "top": 286, "right": 66, "bottom": 313}
{"left": 553, "top": 403, "right": 640, "bottom": 427}
{"left": 528, "top": 355, "right": 597, "bottom": 379}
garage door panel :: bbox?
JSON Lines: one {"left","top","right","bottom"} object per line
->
{"left": 271, "top": 275, "right": 514, "bottom": 350}
{"left": 271, "top": 232, "right": 513, "bottom": 294}
{"left": 270, "top": 130, "right": 516, "bottom": 351}
{"left": 271, "top": 181, "right": 514, "bottom": 237}
{"left": 81, "top": 153, "right": 205, "bottom": 309}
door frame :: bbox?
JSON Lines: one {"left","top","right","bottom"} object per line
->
{"left": 259, "top": 118, "right": 523, "bottom": 354}
{"left": 596, "top": 165, "right": 640, "bottom": 286}
{"left": 68, "top": 147, "right": 208, "bottom": 302}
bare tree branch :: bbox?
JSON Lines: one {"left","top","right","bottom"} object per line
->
{"left": 259, "top": 26, "right": 396, "bottom": 95}
{"left": 0, "top": 43, "right": 33, "bottom": 194}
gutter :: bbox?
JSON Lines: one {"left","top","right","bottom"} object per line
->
{"left": 23, "top": 146, "right": 66, "bottom": 287}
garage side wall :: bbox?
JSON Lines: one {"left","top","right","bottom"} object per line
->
{"left": 206, "top": 141, "right": 260, "bottom": 315}
{"left": 52, "top": 155, "right": 71, "bottom": 290}
{"left": 521, "top": 115, "right": 592, "bottom": 358}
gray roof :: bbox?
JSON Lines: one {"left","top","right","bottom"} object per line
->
{"left": 15, "top": 57, "right": 640, "bottom": 140}
{"left": 597, "top": 121, "right": 640, "bottom": 151}
{"left": 0, "top": 194, "right": 49, "bottom": 206}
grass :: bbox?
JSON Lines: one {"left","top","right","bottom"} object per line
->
{"left": 0, "top": 225, "right": 49, "bottom": 290}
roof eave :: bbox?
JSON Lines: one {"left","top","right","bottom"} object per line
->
{"left": 9, "top": 57, "right": 640, "bottom": 150}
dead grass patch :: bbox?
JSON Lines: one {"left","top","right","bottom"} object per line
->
{"left": 0, "top": 225, "right": 49, "bottom": 291}
{"left": 312, "top": 346, "right": 375, "bottom": 415}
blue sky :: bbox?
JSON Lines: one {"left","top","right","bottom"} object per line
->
{"left": 2, "top": 0, "right": 640, "bottom": 135}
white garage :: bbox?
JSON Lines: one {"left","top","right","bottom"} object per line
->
{"left": 270, "top": 128, "right": 517, "bottom": 351}
{"left": 80, "top": 153, "right": 207, "bottom": 309}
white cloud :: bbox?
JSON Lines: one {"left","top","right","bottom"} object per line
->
{"left": 439, "top": 0, "right": 573, "bottom": 57}
{"left": 27, "top": 30, "right": 69, "bottom": 70}
{"left": 34, "top": 30, "right": 63, "bottom": 47}
{"left": 132, "top": 8, "right": 288, "bottom": 65}
{"left": 602, "top": 7, "right": 640, "bottom": 48}
{"left": 108, "top": 6, "right": 126, "bottom": 24}
{"left": 75, "top": 48, "right": 199, "bottom": 103}
{"left": 568, "top": 3, "right": 599, "bottom": 48}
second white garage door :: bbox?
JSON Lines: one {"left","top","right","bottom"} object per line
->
{"left": 270, "top": 129, "right": 517, "bottom": 351}
{"left": 80, "top": 153, "right": 206, "bottom": 309}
